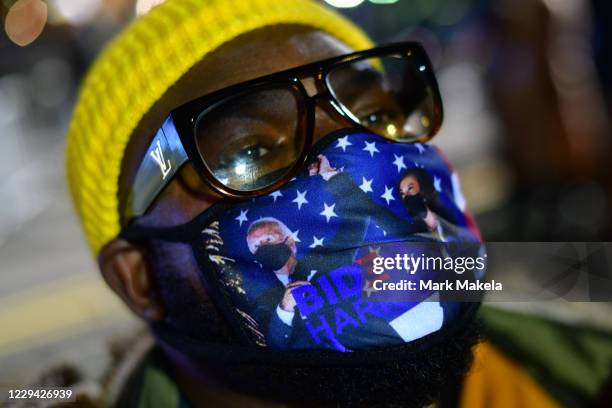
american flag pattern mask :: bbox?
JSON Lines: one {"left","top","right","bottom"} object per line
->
{"left": 152, "top": 130, "right": 483, "bottom": 352}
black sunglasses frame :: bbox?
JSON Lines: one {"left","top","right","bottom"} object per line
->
{"left": 125, "top": 42, "right": 443, "bottom": 220}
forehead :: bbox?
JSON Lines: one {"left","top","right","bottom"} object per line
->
{"left": 249, "top": 223, "right": 283, "bottom": 237}
{"left": 162, "top": 25, "right": 351, "bottom": 113}
{"left": 400, "top": 175, "right": 419, "bottom": 187}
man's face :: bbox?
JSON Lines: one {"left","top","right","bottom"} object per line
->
{"left": 103, "top": 25, "right": 478, "bottom": 407}
{"left": 400, "top": 174, "right": 421, "bottom": 198}
{"left": 247, "top": 222, "right": 296, "bottom": 256}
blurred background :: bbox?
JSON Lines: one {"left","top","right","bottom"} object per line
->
{"left": 0, "top": 0, "right": 611, "bottom": 395}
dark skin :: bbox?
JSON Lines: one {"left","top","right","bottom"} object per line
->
{"left": 98, "top": 25, "right": 356, "bottom": 407}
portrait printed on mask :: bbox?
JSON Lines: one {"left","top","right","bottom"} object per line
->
{"left": 195, "top": 132, "right": 482, "bottom": 352}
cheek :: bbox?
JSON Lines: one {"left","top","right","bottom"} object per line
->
{"left": 145, "top": 167, "right": 218, "bottom": 227}
{"left": 149, "top": 239, "right": 233, "bottom": 341}
{"left": 150, "top": 237, "right": 238, "bottom": 342}
{"left": 151, "top": 240, "right": 210, "bottom": 303}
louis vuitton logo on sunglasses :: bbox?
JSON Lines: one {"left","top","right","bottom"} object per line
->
{"left": 150, "top": 139, "right": 172, "bottom": 179}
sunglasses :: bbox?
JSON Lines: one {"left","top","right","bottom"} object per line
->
{"left": 125, "top": 42, "right": 443, "bottom": 221}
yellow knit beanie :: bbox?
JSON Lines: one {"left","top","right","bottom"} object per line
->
{"left": 65, "top": 0, "right": 373, "bottom": 255}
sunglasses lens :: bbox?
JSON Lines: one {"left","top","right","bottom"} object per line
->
{"left": 326, "top": 51, "right": 442, "bottom": 142}
{"left": 195, "top": 84, "right": 307, "bottom": 192}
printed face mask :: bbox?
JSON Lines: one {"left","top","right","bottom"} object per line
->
{"left": 403, "top": 194, "right": 428, "bottom": 219}
{"left": 253, "top": 239, "right": 294, "bottom": 271}
{"left": 123, "top": 130, "right": 484, "bottom": 354}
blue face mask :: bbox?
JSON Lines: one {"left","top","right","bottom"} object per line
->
{"left": 122, "top": 130, "right": 484, "bottom": 356}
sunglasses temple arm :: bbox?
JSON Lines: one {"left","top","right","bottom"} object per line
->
{"left": 126, "top": 115, "right": 189, "bottom": 220}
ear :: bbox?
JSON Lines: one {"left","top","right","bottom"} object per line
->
{"left": 98, "top": 238, "right": 163, "bottom": 321}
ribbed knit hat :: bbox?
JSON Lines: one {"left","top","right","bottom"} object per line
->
{"left": 65, "top": 0, "right": 374, "bottom": 255}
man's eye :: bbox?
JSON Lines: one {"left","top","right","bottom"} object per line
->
{"left": 360, "top": 110, "right": 392, "bottom": 128}
{"left": 218, "top": 143, "right": 272, "bottom": 168}
{"left": 211, "top": 132, "right": 295, "bottom": 190}
{"left": 236, "top": 144, "right": 270, "bottom": 161}
{"left": 215, "top": 139, "right": 287, "bottom": 188}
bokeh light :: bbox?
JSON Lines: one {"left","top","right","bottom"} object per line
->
{"left": 4, "top": 0, "right": 48, "bottom": 47}
{"left": 53, "top": 0, "right": 101, "bottom": 25}
{"left": 30, "top": 58, "right": 72, "bottom": 109}
{"left": 324, "top": 0, "right": 365, "bottom": 8}
{"left": 369, "top": 0, "right": 399, "bottom": 4}
{"left": 135, "top": 0, "right": 168, "bottom": 16}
